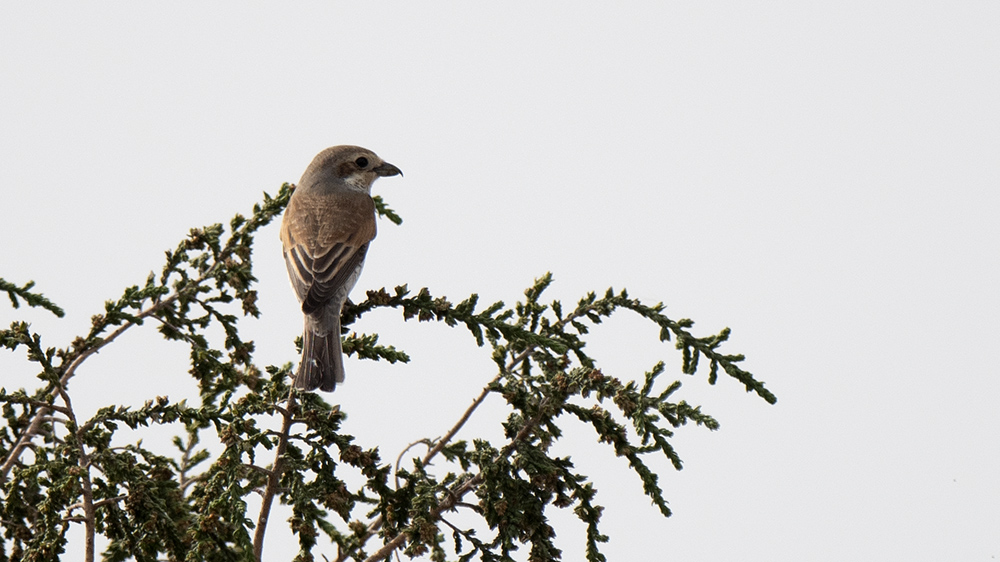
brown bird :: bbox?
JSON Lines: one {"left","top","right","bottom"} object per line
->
{"left": 280, "top": 146, "right": 402, "bottom": 391}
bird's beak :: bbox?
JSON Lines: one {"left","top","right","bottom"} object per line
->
{"left": 373, "top": 162, "right": 403, "bottom": 178}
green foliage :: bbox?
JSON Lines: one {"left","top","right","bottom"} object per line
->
{"left": 0, "top": 279, "right": 65, "bottom": 319}
{"left": 1, "top": 185, "right": 774, "bottom": 562}
{"left": 372, "top": 195, "right": 403, "bottom": 226}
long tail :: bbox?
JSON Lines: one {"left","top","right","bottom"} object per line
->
{"left": 295, "top": 318, "right": 346, "bottom": 392}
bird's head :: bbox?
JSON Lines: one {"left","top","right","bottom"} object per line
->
{"left": 301, "top": 145, "right": 402, "bottom": 193}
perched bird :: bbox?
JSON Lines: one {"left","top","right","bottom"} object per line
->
{"left": 280, "top": 146, "right": 402, "bottom": 391}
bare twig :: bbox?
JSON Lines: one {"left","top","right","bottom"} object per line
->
{"left": 67, "top": 494, "right": 129, "bottom": 513}
{"left": 20, "top": 400, "right": 72, "bottom": 416}
{"left": 420, "top": 384, "right": 495, "bottom": 467}
{"left": 243, "top": 463, "right": 274, "bottom": 478}
{"left": 451, "top": 501, "right": 481, "bottom": 512}
{"left": 394, "top": 439, "right": 433, "bottom": 488}
{"left": 419, "top": 348, "right": 531, "bottom": 468}
{"left": 180, "top": 473, "right": 207, "bottom": 494}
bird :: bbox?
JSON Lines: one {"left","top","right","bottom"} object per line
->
{"left": 280, "top": 146, "right": 402, "bottom": 391}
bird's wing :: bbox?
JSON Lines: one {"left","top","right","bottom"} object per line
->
{"left": 281, "top": 190, "right": 376, "bottom": 314}
{"left": 299, "top": 242, "right": 369, "bottom": 314}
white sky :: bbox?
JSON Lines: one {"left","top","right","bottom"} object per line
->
{"left": 2, "top": 3, "right": 999, "bottom": 561}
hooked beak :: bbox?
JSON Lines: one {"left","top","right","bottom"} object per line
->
{"left": 373, "top": 161, "right": 403, "bottom": 178}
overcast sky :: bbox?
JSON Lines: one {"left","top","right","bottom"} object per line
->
{"left": 2, "top": 3, "right": 998, "bottom": 561}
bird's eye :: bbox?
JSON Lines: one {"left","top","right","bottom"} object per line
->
{"left": 355, "top": 157, "right": 369, "bottom": 168}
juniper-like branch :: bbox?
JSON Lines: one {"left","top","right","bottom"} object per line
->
{"left": 2, "top": 292, "right": 183, "bottom": 483}
{"left": 3, "top": 187, "right": 293, "bottom": 484}
{"left": 362, "top": 399, "right": 552, "bottom": 562}
{"left": 0, "top": 277, "right": 65, "bottom": 317}
{"left": 334, "top": 295, "right": 602, "bottom": 562}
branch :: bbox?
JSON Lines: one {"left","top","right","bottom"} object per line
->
{"left": 253, "top": 392, "right": 297, "bottom": 562}
{"left": 0, "top": 277, "right": 65, "bottom": 317}
{"left": 66, "top": 494, "right": 129, "bottom": 514}
{"left": 2, "top": 186, "right": 293, "bottom": 483}
{"left": 335, "top": 340, "right": 541, "bottom": 562}
{"left": 420, "top": 347, "right": 534, "bottom": 468}
{"left": 55, "top": 382, "right": 98, "bottom": 562}
{"left": 394, "top": 439, "right": 433, "bottom": 489}
{"left": 362, "top": 399, "right": 551, "bottom": 562}
{"left": 0, "top": 293, "right": 181, "bottom": 483}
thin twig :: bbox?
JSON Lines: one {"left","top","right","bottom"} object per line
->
{"left": 180, "top": 473, "right": 207, "bottom": 494}
{"left": 437, "top": 516, "right": 467, "bottom": 538}
{"left": 67, "top": 494, "right": 129, "bottom": 513}
{"left": 394, "top": 439, "right": 433, "bottom": 489}
{"left": 148, "top": 314, "right": 198, "bottom": 344}
{"left": 452, "top": 501, "right": 481, "bottom": 512}
{"left": 21, "top": 400, "right": 72, "bottom": 416}
{"left": 419, "top": 348, "right": 531, "bottom": 468}
{"left": 243, "top": 463, "right": 274, "bottom": 478}
{"left": 420, "top": 384, "right": 495, "bottom": 467}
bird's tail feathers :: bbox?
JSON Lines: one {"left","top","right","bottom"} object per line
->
{"left": 295, "top": 322, "right": 346, "bottom": 392}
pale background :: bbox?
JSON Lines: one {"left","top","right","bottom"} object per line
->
{"left": 2, "top": 3, "right": 998, "bottom": 561}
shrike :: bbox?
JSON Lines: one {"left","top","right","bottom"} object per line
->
{"left": 280, "top": 146, "right": 402, "bottom": 391}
